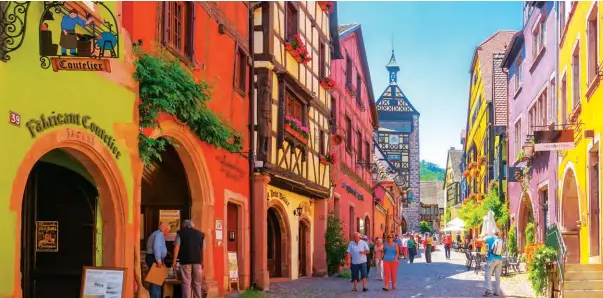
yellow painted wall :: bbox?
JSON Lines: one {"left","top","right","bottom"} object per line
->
{"left": 557, "top": 1, "right": 603, "bottom": 264}
{"left": 0, "top": 2, "right": 136, "bottom": 295}
{"left": 266, "top": 185, "right": 314, "bottom": 280}
{"left": 465, "top": 59, "right": 489, "bottom": 194}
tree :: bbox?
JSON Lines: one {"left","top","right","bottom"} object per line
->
{"left": 419, "top": 221, "right": 433, "bottom": 234}
{"left": 325, "top": 211, "right": 348, "bottom": 275}
{"left": 526, "top": 222, "right": 535, "bottom": 246}
{"left": 444, "top": 207, "right": 451, "bottom": 224}
{"left": 507, "top": 224, "right": 518, "bottom": 255}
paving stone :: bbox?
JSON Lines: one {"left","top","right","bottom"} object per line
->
{"left": 229, "top": 247, "right": 536, "bottom": 298}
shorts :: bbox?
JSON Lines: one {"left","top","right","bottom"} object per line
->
{"left": 350, "top": 262, "right": 368, "bottom": 281}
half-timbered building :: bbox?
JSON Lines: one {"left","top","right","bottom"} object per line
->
{"left": 329, "top": 23, "right": 379, "bottom": 242}
{"left": 251, "top": 1, "right": 340, "bottom": 289}
{"left": 375, "top": 50, "right": 422, "bottom": 232}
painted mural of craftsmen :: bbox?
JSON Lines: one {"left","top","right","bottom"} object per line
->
{"left": 60, "top": 8, "right": 93, "bottom": 56}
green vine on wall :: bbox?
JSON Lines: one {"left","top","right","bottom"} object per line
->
{"left": 133, "top": 49, "right": 242, "bottom": 165}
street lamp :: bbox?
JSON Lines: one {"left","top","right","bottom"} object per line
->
{"left": 523, "top": 143, "right": 535, "bottom": 157}
{"left": 293, "top": 205, "right": 303, "bottom": 217}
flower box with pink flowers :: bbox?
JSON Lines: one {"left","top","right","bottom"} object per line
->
{"left": 285, "top": 115, "right": 309, "bottom": 144}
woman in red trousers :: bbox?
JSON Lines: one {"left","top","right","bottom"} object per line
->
{"left": 382, "top": 234, "right": 400, "bottom": 291}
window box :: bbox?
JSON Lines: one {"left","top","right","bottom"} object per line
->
{"left": 284, "top": 34, "right": 312, "bottom": 64}
{"left": 320, "top": 152, "right": 337, "bottom": 165}
{"left": 478, "top": 156, "right": 486, "bottom": 166}
{"left": 345, "top": 83, "right": 356, "bottom": 98}
{"left": 320, "top": 76, "right": 336, "bottom": 91}
{"left": 317, "top": 1, "right": 334, "bottom": 13}
{"left": 285, "top": 115, "right": 309, "bottom": 144}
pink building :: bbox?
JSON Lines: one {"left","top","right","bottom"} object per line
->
{"left": 329, "top": 24, "right": 379, "bottom": 240}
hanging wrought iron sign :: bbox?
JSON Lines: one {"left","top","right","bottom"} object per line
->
{"left": 38, "top": 1, "right": 120, "bottom": 72}
{"left": 0, "top": 1, "right": 31, "bottom": 62}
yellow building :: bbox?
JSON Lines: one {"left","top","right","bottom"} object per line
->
{"left": 463, "top": 31, "right": 515, "bottom": 199}
{"left": 251, "top": 1, "right": 338, "bottom": 289}
{"left": 0, "top": 2, "right": 138, "bottom": 297}
{"left": 557, "top": 1, "right": 603, "bottom": 266}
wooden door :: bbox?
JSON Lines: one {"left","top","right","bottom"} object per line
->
{"left": 22, "top": 162, "right": 97, "bottom": 298}
{"left": 267, "top": 208, "right": 282, "bottom": 277}
{"left": 590, "top": 150, "right": 600, "bottom": 257}
{"left": 298, "top": 223, "right": 307, "bottom": 277}
{"left": 227, "top": 203, "right": 239, "bottom": 252}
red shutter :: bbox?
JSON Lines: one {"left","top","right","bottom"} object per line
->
{"left": 162, "top": 2, "right": 170, "bottom": 44}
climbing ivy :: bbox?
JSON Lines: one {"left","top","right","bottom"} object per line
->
{"left": 133, "top": 49, "right": 242, "bottom": 165}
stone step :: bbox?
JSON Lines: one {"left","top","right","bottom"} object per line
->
{"left": 565, "top": 270, "right": 603, "bottom": 281}
{"left": 565, "top": 263, "right": 603, "bottom": 271}
{"left": 563, "top": 290, "right": 603, "bottom": 298}
{"left": 564, "top": 280, "right": 603, "bottom": 290}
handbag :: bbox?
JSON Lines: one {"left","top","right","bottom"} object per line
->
{"left": 431, "top": 245, "right": 436, "bottom": 253}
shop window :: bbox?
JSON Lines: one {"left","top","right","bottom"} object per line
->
{"left": 234, "top": 47, "right": 247, "bottom": 93}
{"left": 162, "top": 1, "right": 195, "bottom": 59}
{"left": 286, "top": 2, "right": 298, "bottom": 38}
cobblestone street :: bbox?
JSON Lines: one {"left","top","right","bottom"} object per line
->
{"left": 231, "top": 246, "right": 536, "bottom": 298}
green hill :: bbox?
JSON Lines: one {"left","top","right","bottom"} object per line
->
{"left": 420, "top": 160, "right": 445, "bottom": 181}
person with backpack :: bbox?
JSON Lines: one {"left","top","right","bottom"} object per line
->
{"left": 481, "top": 228, "right": 504, "bottom": 297}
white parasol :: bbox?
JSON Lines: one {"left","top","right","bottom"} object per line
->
{"left": 443, "top": 226, "right": 464, "bottom": 232}
{"left": 447, "top": 217, "right": 465, "bottom": 228}
{"left": 480, "top": 210, "right": 497, "bottom": 237}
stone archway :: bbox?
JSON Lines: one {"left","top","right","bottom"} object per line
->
{"left": 517, "top": 193, "right": 534, "bottom": 252}
{"left": 266, "top": 201, "right": 291, "bottom": 278}
{"left": 148, "top": 119, "right": 218, "bottom": 293}
{"left": 561, "top": 167, "right": 581, "bottom": 264}
{"left": 10, "top": 128, "right": 130, "bottom": 298}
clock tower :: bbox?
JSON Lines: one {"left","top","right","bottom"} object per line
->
{"left": 375, "top": 49, "right": 421, "bottom": 232}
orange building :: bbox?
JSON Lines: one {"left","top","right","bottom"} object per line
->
{"left": 122, "top": 2, "right": 250, "bottom": 296}
{"left": 374, "top": 181, "right": 404, "bottom": 237}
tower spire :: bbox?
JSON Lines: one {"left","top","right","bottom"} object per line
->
{"left": 386, "top": 41, "right": 400, "bottom": 85}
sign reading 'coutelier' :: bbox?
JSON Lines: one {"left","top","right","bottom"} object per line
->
{"left": 50, "top": 58, "right": 112, "bottom": 73}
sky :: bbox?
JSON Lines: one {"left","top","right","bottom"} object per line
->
{"left": 338, "top": 1, "right": 523, "bottom": 168}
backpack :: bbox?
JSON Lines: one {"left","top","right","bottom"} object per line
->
{"left": 490, "top": 238, "right": 505, "bottom": 256}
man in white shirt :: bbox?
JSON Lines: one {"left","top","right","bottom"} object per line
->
{"left": 401, "top": 235, "right": 409, "bottom": 259}
{"left": 346, "top": 232, "right": 370, "bottom": 292}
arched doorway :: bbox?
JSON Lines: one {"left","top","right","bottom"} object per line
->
{"left": 518, "top": 194, "right": 534, "bottom": 251}
{"left": 401, "top": 217, "right": 407, "bottom": 234}
{"left": 141, "top": 141, "right": 192, "bottom": 272}
{"left": 298, "top": 219, "right": 311, "bottom": 277}
{"left": 21, "top": 150, "right": 101, "bottom": 297}
{"left": 267, "top": 206, "right": 289, "bottom": 278}
{"left": 562, "top": 168, "right": 581, "bottom": 264}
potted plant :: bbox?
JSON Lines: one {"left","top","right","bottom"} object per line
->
{"left": 478, "top": 156, "right": 486, "bottom": 166}
{"left": 462, "top": 170, "right": 471, "bottom": 178}
{"left": 284, "top": 34, "right": 312, "bottom": 64}
{"left": 285, "top": 115, "right": 310, "bottom": 144}
{"left": 317, "top": 1, "right": 334, "bottom": 13}
{"left": 468, "top": 162, "right": 477, "bottom": 169}
{"left": 320, "top": 152, "right": 337, "bottom": 165}
{"left": 320, "top": 76, "right": 336, "bottom": 90}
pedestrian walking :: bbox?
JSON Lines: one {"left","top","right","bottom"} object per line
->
{"left": 443, "top": 233, "right": 452, "bottom": 260}
{"left": 481, "top": 228, "right": 504, "bottom": 297}
{"left": 401, "top": 234, "right": 409, "bottom": 259}
{"left": 382, "top": 234, "right": 400, "bottom": 291}
{"left": 362, "top": 235, "right": 372, "bottom": 278}
{"left": 346, "top": 232, "right": 370, "bottom": 292}
{"left": 172, "top": 220, "right": 206, "bottom": 298}
{"left": 407, "top": 234, "right": 416, "bottom": 263}
{"left": 374, "top": 238, "right": 384, "bottom": 280}
{"left": 424, "top": 233, "right": 433, "bottom": 263}
{"left": 145, "top": 223, "right": 169, "bottom": 298}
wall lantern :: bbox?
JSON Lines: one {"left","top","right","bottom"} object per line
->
{"left": 293, "top": 205, "right": 303, "bottom": 217}
{"left": 371, "top": 167, "right": 379, "bottom": 181}
{"left": 523, "top": 144, "right": 535, "bottom": 157}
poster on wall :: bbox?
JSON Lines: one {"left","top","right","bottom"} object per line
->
{"left": 36, "top": 221, "right": 58, "bottom": 252}
{"left": 159, "top": 210, "right": 180, "bottom": 241}
{"left": 227, "top": 252, "right": 239, "bottom": 282}
{"left": 80, "top": 266, "right": 126, "bottom": 298}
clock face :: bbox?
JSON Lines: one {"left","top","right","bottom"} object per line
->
{"left": 390, "top": 135, "right": 399, "bottom": 145}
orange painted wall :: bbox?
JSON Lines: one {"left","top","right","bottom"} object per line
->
{"left": 122, "top": 2, "right": 250, "bottom": 295}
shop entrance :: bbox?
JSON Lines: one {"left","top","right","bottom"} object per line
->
{"left": 298, "top": 220, "right": 310, "bottom": 277}
{"left": 267, "top": 207, "right": 282, "bottom": 277}
{"left": 141, "top": 142, "right": 192, "bottom": 271}
{"left": 562, "top": 168, "right": 581, "bottom": 264}
{"left": 21, "top": 151, "right": 98, "bottom": 298}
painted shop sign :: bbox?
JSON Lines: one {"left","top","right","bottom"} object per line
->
{"left": 36, "top": 221, "right": 58, "bottom": 252}
{"left": 534, "top": 130, "right": 575, "bottom": 151}
{"left": 26, "top": 112, "right": 122, "bottom": 159}
{"left": 39, "top": 2, "right": 120, "bottom": 71}
{"left": 267, "top": 190, "right": 290, "bottom": 206}
{"left": 50, "top": 58, "right": 112, "bottom": 72}
{"left": 342, "top": 182, "right": 364, "bottom": 201}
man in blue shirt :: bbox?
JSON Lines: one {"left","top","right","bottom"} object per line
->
{"left": 481, "top": 228, "right": 503, "bottom": 297}
{"left": 60, "top": 9, "right": 93, "bottom": 56}
{"left": 145, "top": 223, "right": 169, "bottom": 298}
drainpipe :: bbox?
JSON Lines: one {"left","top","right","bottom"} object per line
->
{"left": 248, "top": 1, "right": 262, "bottom": 289}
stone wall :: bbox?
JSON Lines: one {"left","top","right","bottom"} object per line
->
{"left": 404, "top": 114, "right": 421, "bottom": 232}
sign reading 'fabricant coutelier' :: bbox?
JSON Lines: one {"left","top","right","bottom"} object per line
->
{"left": 50, "top": 58, "right": 112, "bottom": 73}
{"left": 26, "top": 112, "right": 122, "bottom": 159}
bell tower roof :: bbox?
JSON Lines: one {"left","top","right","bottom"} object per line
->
{"left": 386, "top": 49, "right": 400, "bottom": 85}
